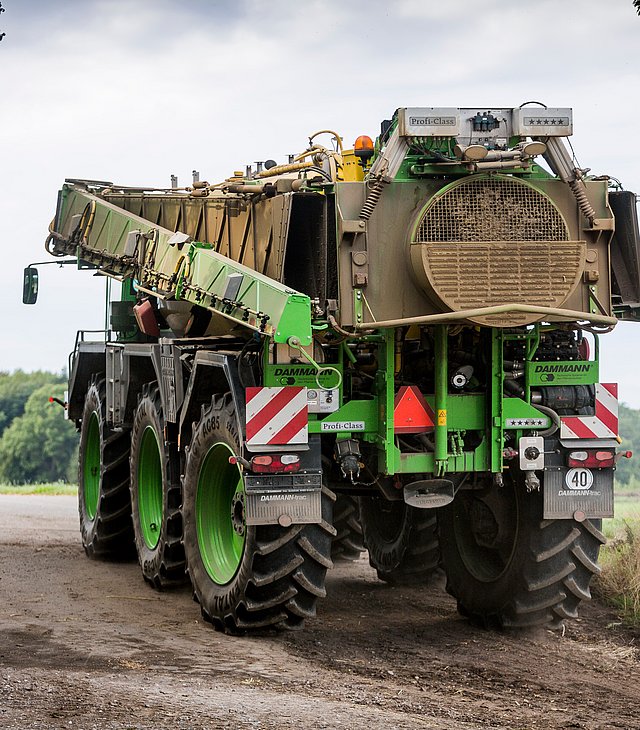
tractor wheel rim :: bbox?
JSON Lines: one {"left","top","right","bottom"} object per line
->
{"left": 83, "top": 412, "right": 101, "bottom": 520}
{"left": 138, "top": 426, "right": 163, "bottom": 550}
{"left": 196, "top": 442, "right": 246, "bottom": 585}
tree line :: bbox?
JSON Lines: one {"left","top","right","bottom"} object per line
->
{"left": 616, "top": 404, "right": 640, "bottom": 489}
{"left": 0, "top": 371, "right": 78, "bottom": 484}
{"left": 0, "top": 369, "right": 639, "bottom": 486}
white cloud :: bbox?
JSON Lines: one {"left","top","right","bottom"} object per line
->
{"left": 1, "top": 0, "right": 639, "bottom": 405}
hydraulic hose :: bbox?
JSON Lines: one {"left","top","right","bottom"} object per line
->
{"left": 531, "top": 403, "right": 561, "bottom": 438}
{"left": 308, "top": 130, "right": 344, "bottom": 155}
{"left": 256, "top": 161, "right": 314, "bottom": 178}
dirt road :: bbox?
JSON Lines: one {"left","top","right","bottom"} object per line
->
{"left": 1, "top": 494, "right": 639, "bottom": 729}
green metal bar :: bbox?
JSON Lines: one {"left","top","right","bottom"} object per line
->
{"left": 491, "top": 329, "right": 504, "bottom": 473}
{"left": 376, "top": 329, "right": 397, "bottom": 475}
{"left": 434, "top": 325, "right": 448, "bottom": 475}
{"left": 424, "top": 393, "right": 485, "bottom": 429}
{"left": 524, "top": 324, "right": 539, "bottom": 404}
{"left": 342, "top": 341, "right": 357, "bottom": 364}
{"left": 526, "top": 324, "right": 540, "bottom": 361}
{"left": 353, "top": 289, "right": 364, "bottom": 326}
{"left": 397, "top": 441, "right": 488, "bottom": 474}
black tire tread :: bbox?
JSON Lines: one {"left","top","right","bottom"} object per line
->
{"left": 78, "top": 377, "right": 134, "bottom": 560}
{"left": 360, "top": 496, "right": 440, "bottom": 585}
{"left": 129, "top": 383, "right": 186, "bottom": 589}
{"left": 184, "top": 393, "right": 333, "bottom": 634}
{"left": 331, "top": 494, "right": 366, "bottom": 562}
{"left": 440, "top": 483, "right": 604, "bottom": 629}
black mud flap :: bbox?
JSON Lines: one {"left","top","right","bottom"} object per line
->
{"left": 404, "top": 479, "right": 455, "bottom": 508}
{"left": 244, "top": 472, "right": 323, "bottom": 527}
{"left": 543, "top": 467, "right": 613, "bottom": 519}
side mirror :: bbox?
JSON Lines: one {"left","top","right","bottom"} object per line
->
{"left": 23, "top": 266, "right": 39, "bottom": 305}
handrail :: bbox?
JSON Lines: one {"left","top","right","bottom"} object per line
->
{"left": 353, "top": 303, "right": 618, "bottom": 330}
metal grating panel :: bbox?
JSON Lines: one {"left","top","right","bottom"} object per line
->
{"left": 416, "top": 176, "right": 568, "bottom": 243}
{"left": 411, "top": 175, "right": 585, "bottom": 326}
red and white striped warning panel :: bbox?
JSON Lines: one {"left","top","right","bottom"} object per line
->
{"left": 245, "top": 386, "right": 308, "bottom": 449}
{"left": 560, "top": 383, "right": 618, "bottom": 439}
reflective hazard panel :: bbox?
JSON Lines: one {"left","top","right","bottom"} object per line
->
{"left": 393, "top": 386, "right": 435, "bottom": 434}
{"left": 561, "top": 383, "right": 618, "bottom": 439}
{"left": 246, "top": 387, "right": 308, "bottom": 449}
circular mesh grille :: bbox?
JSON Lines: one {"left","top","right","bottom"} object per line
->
{"left": 416, "top": 176, "right": 569, "bottom": 243}
{"left": 411, "top": 175, "right": 583, "bottom": 326}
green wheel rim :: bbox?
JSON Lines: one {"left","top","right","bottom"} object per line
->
{"left": 138, "top": 426, "right": 163, "bottom": 550}
{"left": 83, "top": 412, "right": 101, "bottom": 520}
{"left": 196, "top": 442, "right": 246, "bottom": 585}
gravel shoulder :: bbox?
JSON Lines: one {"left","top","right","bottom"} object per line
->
{"left": 1, "top": 494, "right": 639, "bottom": 729}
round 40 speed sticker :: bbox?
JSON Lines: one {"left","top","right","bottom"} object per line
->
{"left": 565, "top": 467, "right": 594, "bottom": 491}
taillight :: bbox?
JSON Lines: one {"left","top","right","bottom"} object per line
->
{"left": 280, "top": 454, "right": 299, "bottom": 465}
{"left": 250, "top": 454, "right": 301, "bottom": 473}
{"left": 567, "top": 449, "right": 615, "bottom": 468}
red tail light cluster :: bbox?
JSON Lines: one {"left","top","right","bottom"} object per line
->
{"left": 250, "top": 454, "right": 301, "bottom": 473}
{"left": 567, "top": 449, "right": 615, "bottom": 468}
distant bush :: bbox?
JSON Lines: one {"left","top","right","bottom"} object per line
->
{"left": 616, "top": 404, "right": 640, "bottom": 488}
{"left": 0, "top": 370, "right": 64, "bottom": 437}
{"left": 0, "top": 383, "right": 78, "bottom": 484}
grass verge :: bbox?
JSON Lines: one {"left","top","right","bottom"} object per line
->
{"left": 596, "top": 493, "right": 640, "bottom": 625}
{"left": 0, "top": 482, "right": 78, "bottom": 496}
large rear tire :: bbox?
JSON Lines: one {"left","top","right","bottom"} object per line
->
{"left": 331, "top": 494, "right": 365, "bottom": 561}
{"left": 129, "top": 383, "right": 185, "bottom": 588}
{"left": 438, "top": 474, "right": 605, "bottom": 628}
{"left": 78, "top": 377, "right": 134, "bottom": 559}
{"left": 182, "top": 393, "right": 335, "bottom": 633}
{"left": 359, "top": 496, "right": 440, "bottom": 584}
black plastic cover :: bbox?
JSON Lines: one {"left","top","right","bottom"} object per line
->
{"left": 609, "top": 190, "right": 640, "bottom": 316}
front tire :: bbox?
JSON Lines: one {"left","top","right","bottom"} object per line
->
{"left": 438, "top": 474, "right": 605, "bottom": 628}
{"left": 183, "top": 393, "right": 335, "bottom": 633}
{"left": 78, "top": 377, "right": 134, "bottom": 559}
{"left": 129, "top": 383, "right": 185, "bottom": 588}
{"left": 359, "top": 496, "right": 440, "bottom": 584}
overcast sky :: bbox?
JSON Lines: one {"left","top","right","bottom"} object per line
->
{"left": 1, "top": 0, "right": 639, "bottom": 405}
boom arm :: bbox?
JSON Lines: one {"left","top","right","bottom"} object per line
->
{"left": 47, "top": 183, "right": 312, "bottom": 345}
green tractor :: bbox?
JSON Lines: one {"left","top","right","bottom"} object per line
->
{"left": 26, "top": 103, "right": 640, "bottom": 632}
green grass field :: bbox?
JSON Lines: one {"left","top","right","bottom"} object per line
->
{"left": 0, "top": 482, "right": 78, "bottom": 496}
{"left": 605, "top": 492, "right": 640, "bottom": 538}
{"left": 598, "top": 492, "right": 640, "bottom": 625}
{"left": 612, "top": 492, "right": 640, "bottom": 518}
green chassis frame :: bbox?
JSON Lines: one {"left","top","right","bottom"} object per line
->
{"left": 264, "top": 324, "right": 601, "bottom": 479}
